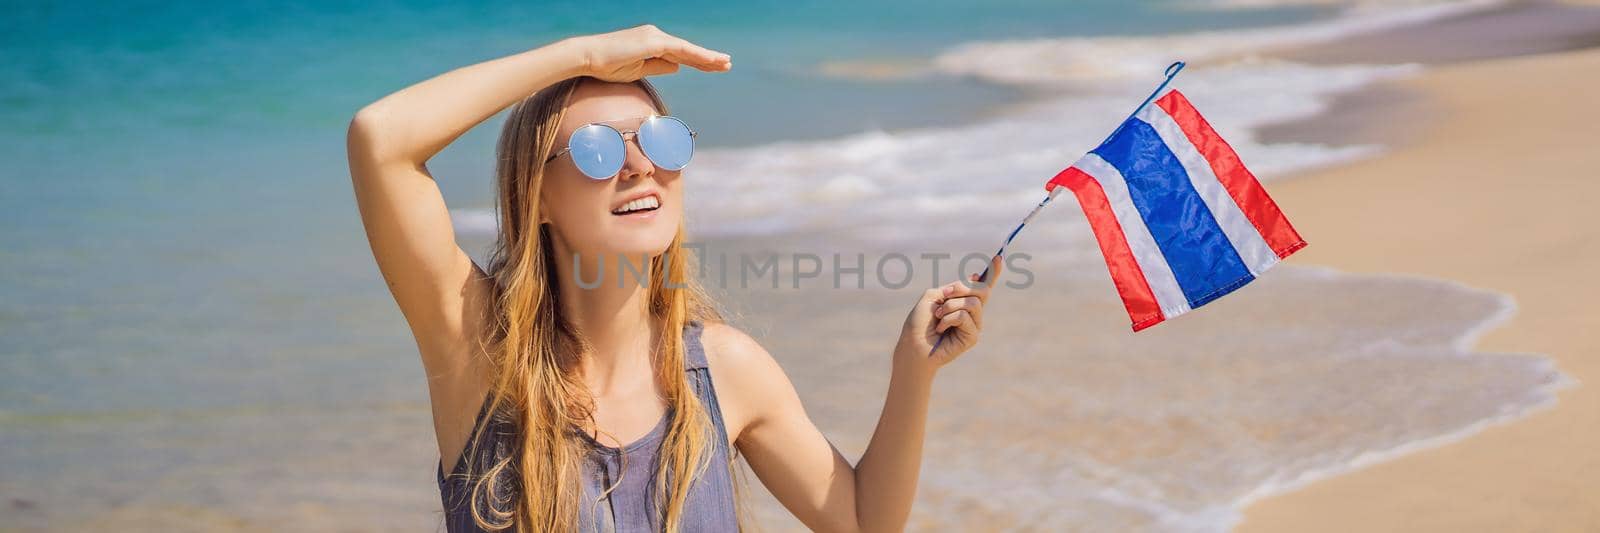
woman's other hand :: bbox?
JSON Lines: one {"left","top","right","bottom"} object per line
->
{"left": 898, "top": 254, "right": 1002, "bottom": 373}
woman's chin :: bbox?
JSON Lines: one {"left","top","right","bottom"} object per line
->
{"left": 603, "top": 234, "right": 677, "bottom": 260}
{"left": 602, "top": 215, "right": 680, "bottom": 254}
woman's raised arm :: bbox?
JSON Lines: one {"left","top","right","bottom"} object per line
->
{"left": 343, "top": 25, "right": 729, "bottom": 470}
{"left": 346, "top": 35, "right": 584, "bottom": 351}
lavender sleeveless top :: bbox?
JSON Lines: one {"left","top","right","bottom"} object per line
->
{"left": 436, "top": 321, "right": 740, "bottom": 532}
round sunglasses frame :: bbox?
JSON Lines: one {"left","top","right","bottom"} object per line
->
{"left": 543, "top": 115, "right": 697, "bottom": 180}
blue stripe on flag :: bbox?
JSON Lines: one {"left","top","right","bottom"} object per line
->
{"left": 1092, "top": 119, "right": 1254, "bottom": 308}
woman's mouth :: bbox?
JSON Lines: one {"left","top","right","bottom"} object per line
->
{"left": 611, "top": 193, "right": 661, "bottom": 216}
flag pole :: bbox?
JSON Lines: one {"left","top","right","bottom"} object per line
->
{"left": 1100, "top": 61, "right": 1187, "bottom": 147}
{"left": 928, "top": 61, "right": 1187, "bottom": 356}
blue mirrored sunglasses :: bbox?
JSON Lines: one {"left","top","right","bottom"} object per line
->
{"left": 543, "top": 115, "right": 697, "bottom": 180}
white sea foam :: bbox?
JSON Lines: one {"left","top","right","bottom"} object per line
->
{"left": 934, "top": 0, "right": 1502, "bottom": 85}
{"left": 1188, "top": 0, "right": 1498, "bottom": 11}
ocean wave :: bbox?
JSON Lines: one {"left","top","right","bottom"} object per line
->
{"left": 932, "top": 0, "right": 1502, "bottom": 84}
{"left": 1186, "top": 0, "right": 1498, "bottom": 11}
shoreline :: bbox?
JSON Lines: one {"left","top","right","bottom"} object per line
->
{"left": 1258, "top": 0, "right": 1600, "bottom": 148}
{"left": 1234, "top": 3, "right": 1600, "bottom": 528}
{"left": 1227, "top": 268, "right": 1575, "bottom": 514}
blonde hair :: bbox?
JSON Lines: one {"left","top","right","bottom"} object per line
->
{"left": 459, "top": 76, "right": 749, "bottom": 532}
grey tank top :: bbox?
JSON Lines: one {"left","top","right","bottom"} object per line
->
{"left": 436, "top": 320, "right": 740, "bottom": 532}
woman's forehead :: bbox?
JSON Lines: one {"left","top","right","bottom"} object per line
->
{"left": 561, "top": 80, "right": 658, "bottom": 132}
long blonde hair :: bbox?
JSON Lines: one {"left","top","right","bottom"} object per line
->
{"left": 461, "top": 76, "right": 746, "bottom": 532}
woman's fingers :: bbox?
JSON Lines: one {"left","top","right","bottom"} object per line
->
{"left": 944, "top": 254, "right": 1003, "bottom": 303}
{"left": 979, "top": 252, "right": 1004, "bottom": 286}
{"left": 935, "top": 308, "right": 971, "bottom": 334}
{"left": 916, "top": 254, "right": 1007, "bottom": 364}
{"left": 635, "top": 25, "right": 730, "bottom": 71}
{"left": 586, "top": 25, "right": 731, "bottom": 81}
{"left": 638, "top": 58, "right": 681, "bottom": 77}
{"left": 927, "top": 254, "right": 1003, "bottom": 360}
{"left": 934, "top": 295, "right": 983, "bottom": 330}
{"left": 657, "top": 37, "right": 731, "bottom": 71}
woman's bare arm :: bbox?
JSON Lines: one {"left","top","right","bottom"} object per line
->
{"left": 709, "top": 258, "right": 1001, "bottom": 533}
{"left": 345, "top": 37, "right": 589, "bottom": 471}
{"left": 343, "top": 25, "right": 731, "bottom": 471}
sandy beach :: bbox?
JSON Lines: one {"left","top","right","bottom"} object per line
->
{"left": 1238, "top": 4, "right": 1600, "bottom": 531}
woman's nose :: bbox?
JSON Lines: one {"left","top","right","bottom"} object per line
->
{"left": 616, "top": 133, "right": 654, "bottom": 181}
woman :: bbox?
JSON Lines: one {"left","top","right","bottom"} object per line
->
{"left": 346, "top": 24, "right": 999, "bottom": 533}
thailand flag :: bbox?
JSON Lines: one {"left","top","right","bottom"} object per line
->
{"left": 1047, "top": 89, "right": 1307, "bottom": 332}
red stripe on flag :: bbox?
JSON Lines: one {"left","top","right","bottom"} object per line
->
{"left": 1156, "top": 91, "right": 1308, "bottom": 259}
{"left": 1047, "top": 168, "right": 1166, "bottom": 331}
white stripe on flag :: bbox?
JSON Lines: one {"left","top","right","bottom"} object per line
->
{"left": 1076, "top": 154, "right": 1192, "bottom": 318}
{"left": 1136, "top": 104, "right": 1281, "bottom": 277}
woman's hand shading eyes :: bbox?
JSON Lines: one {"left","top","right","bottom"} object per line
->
{"left": 571, "top": 24, "right": 732, "bottom": 83}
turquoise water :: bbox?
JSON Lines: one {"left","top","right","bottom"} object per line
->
{"left": 0, "top": 0, "right": 1328, "bottom": 419}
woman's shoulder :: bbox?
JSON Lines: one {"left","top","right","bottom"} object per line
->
{"left": 695, "top": 321, "right": 764, "bottom": 361}
{"left": 696, "top": 321, "right": 794, "bottom": 379}
{"left": 693, "top": 321, "right": 797, "bottom": 443}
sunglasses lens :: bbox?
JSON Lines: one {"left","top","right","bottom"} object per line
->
{"left": 639, "top": 116, "right": 694, "bottom": 171}
{"left": 568, "top": 124, "right": 625, "bottom": 180}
